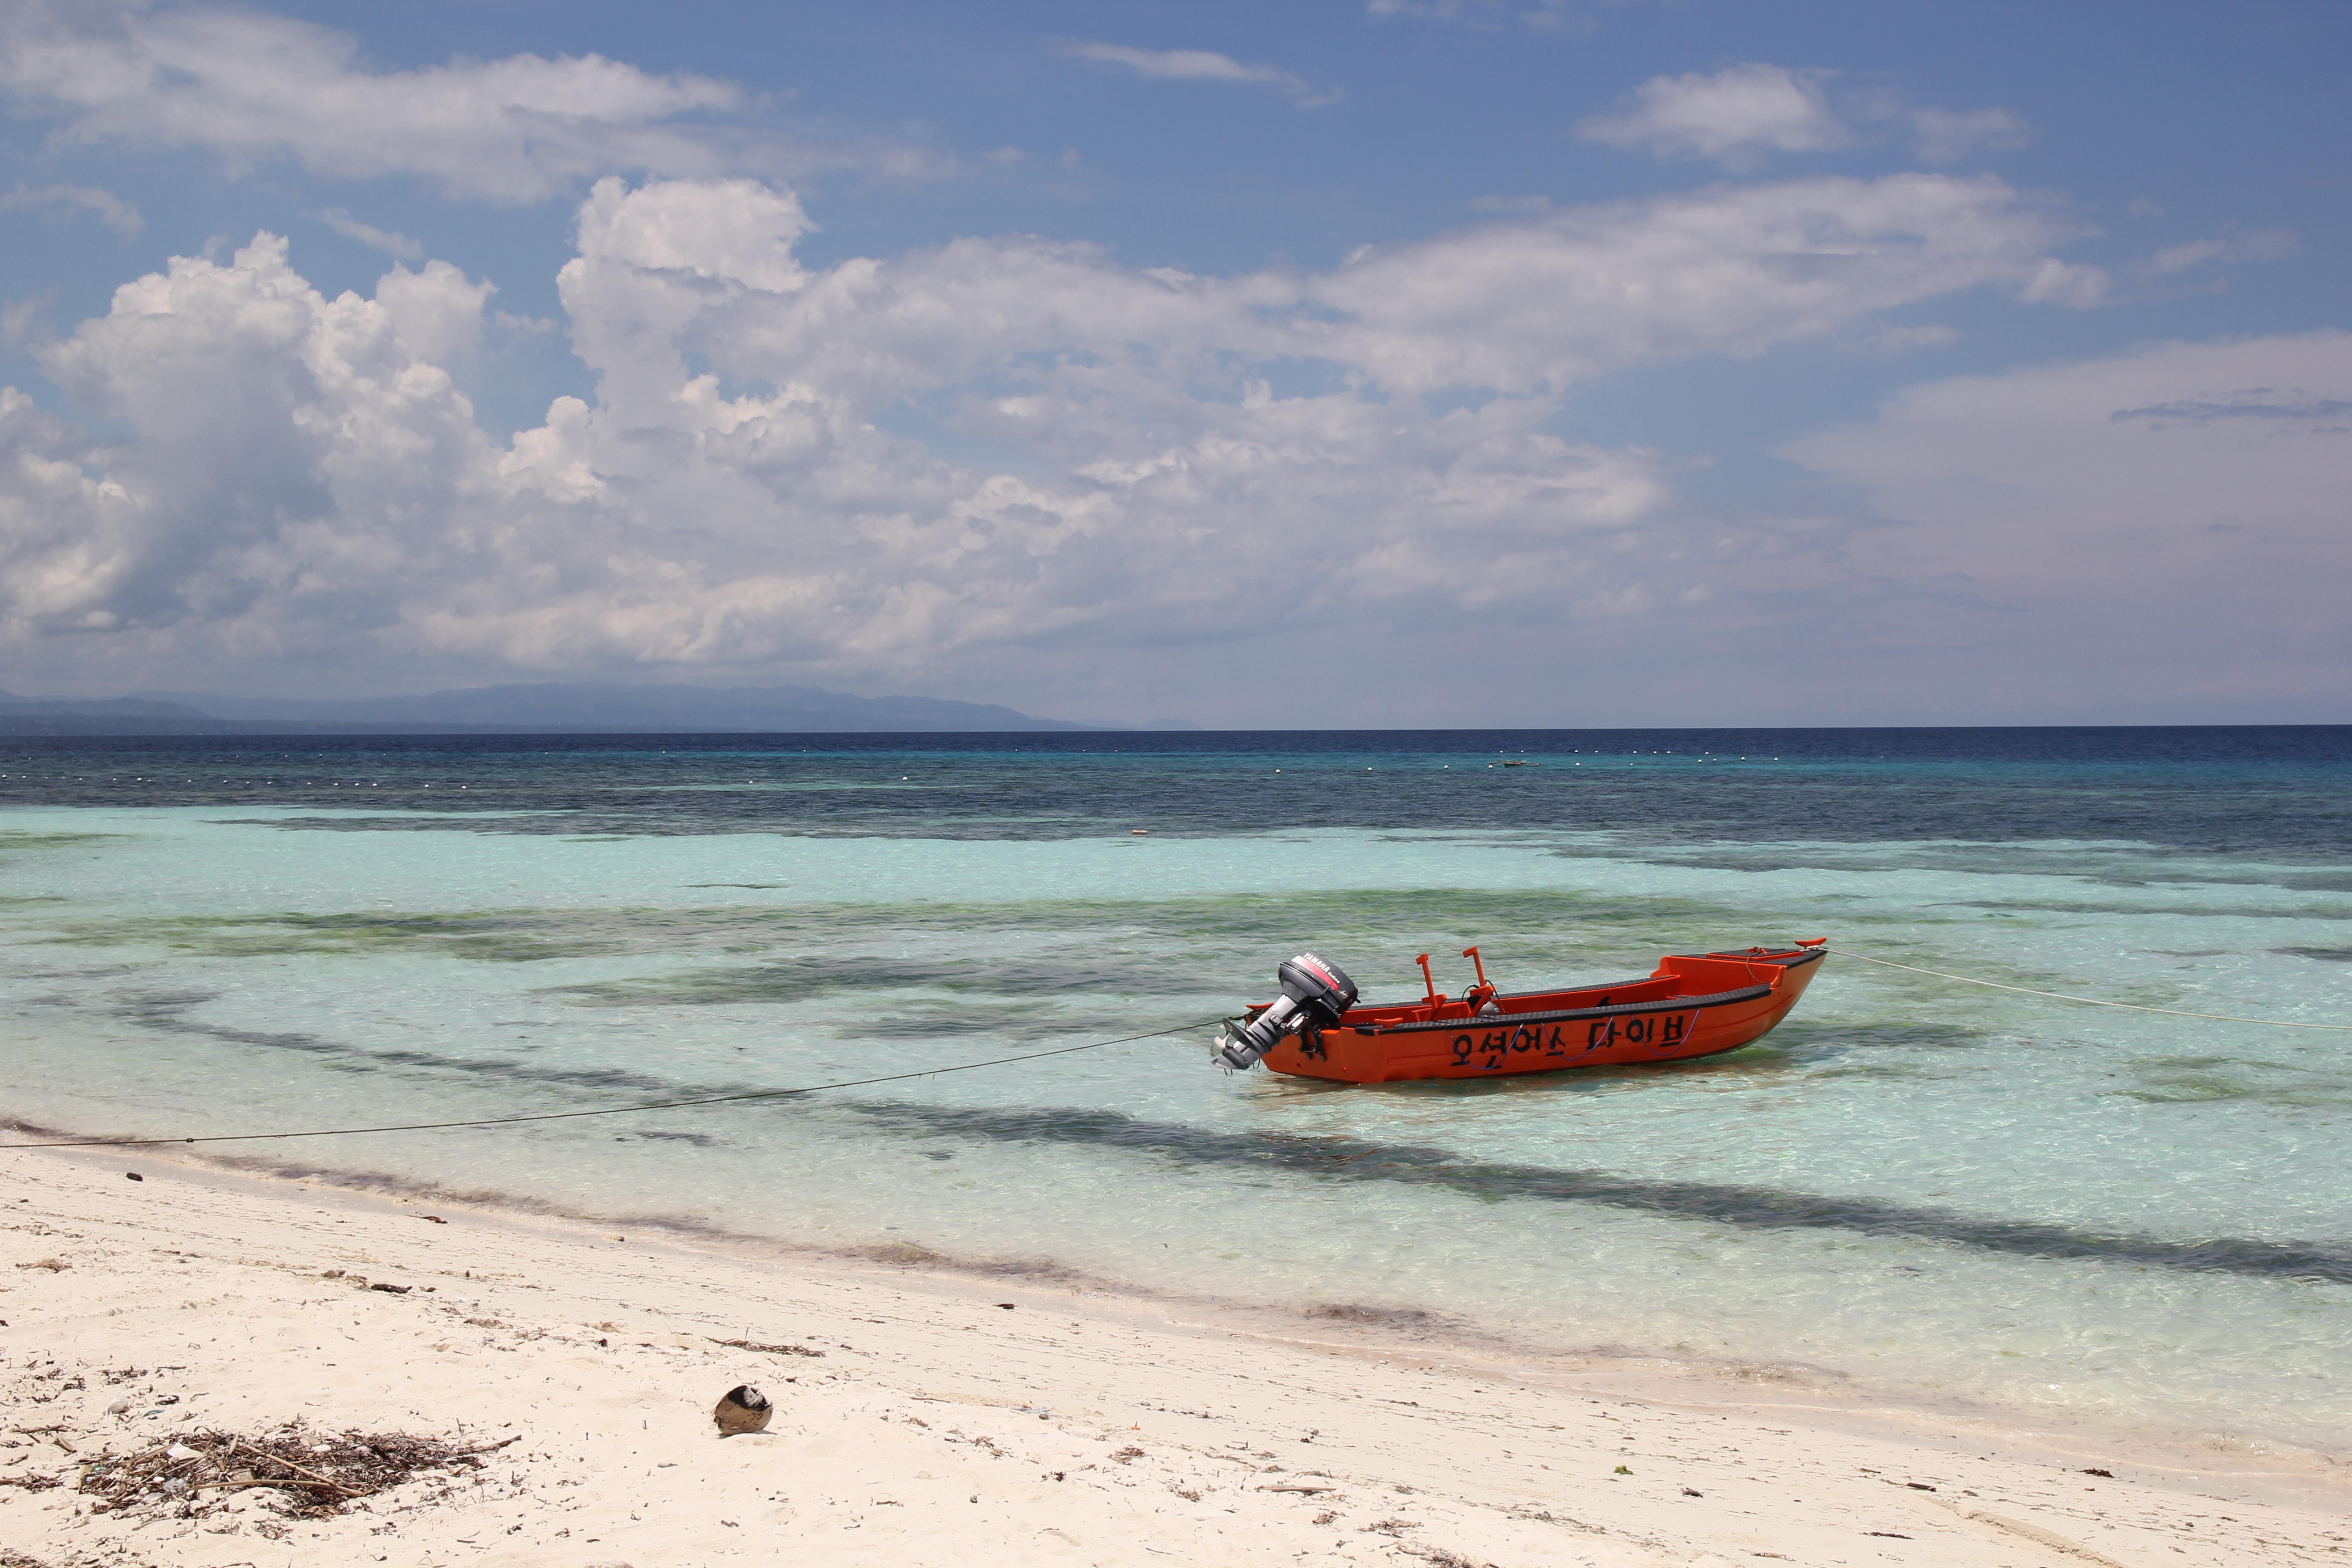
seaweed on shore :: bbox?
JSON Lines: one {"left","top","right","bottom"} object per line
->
{"left": 76, "top": 1423, "right": 516, "bottom": 1519}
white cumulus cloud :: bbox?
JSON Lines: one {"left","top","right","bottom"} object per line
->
{"left": 0, "top": 1, "right": 777, "bottom": 200}
{"left": 1055, "top": 41, "right": 1337, "bottom": 106}
{"left": 374, "top": 260, "right": 496, "bottom": 364}
{"left": 1307, "top": 175, "right": 2075, "bottom": 388}
{"left": 1580, "top": 64, "right": 1852, "bottom": 169}
{"left": 319, "top": 209, "right": 421, "bottom": 259}
{"left": 1583, "top": 64, "right": 2035, "bottom": 170}
{"left": 1783, "top": 333, "right": 2352, "bottom": 718}
{"left": 1367, "top": 0, "right": 1631, "bottom": 30}
{"left": 0, "top": 180, "right": 142, "bottom": 234}
{"left": 2018, "top": 257, "right": 2110, "bottom": 308}
{"left": 0, "top": 172, "right": 2111, "bottom": 715}
{"left": 2135, "top": 227, "right": 2299, "bottom": 278}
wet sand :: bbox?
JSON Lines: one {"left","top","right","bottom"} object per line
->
{"left": 1, "top": 1144, "right": 2344, "bottom": 1567}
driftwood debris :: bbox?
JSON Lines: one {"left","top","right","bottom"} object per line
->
{"left": 711, "top": 1337, "right": 825, "bottom": 1357}
{"left": 76, "top": 1426, "right": 520, "bottom": 1519}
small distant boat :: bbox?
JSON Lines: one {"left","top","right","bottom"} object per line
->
{"left": 1215, "top": 942, "right": 1825, "bottom": 1083}
{"left": 1501, "top": 758, "right": 1530, "bottom": 767}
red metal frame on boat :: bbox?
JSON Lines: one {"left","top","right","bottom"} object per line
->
{"left": 1253, "top": 942, "right": 1827, "bottom": 1084}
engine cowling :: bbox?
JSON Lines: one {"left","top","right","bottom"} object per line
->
{"left": 1214, "top": 953, "right": 1359, "bottom": 1071}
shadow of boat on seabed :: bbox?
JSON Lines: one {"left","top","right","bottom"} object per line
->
{"left": 850, "top": 1100, "right": 2352, "bottom": 1286}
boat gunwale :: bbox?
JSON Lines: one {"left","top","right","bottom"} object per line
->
{"left": 1486, "top": 973, "right": 1661, "bottom": 1003}
{"left": 1352, "top": 981, "right": 1776, "bottom": 1034}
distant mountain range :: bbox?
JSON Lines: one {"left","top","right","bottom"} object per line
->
{"left": 0, "top": 682, "right": 1144, "bottom": 735}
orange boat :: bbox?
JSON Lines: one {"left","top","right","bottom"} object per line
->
{"left": 1215, "top": 941, "right": 1826, "bottom": 1084}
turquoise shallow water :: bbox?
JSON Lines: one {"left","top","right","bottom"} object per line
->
{"left": 3, "top": 730, "right": 2349, "bottom": 1448}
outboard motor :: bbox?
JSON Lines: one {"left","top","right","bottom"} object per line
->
{"left": 1215, "top": 953, "right": 1359, "bottom": 1071}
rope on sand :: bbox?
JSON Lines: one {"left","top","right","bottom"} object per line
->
{"left": 1827, "top": 947, "right": 2352, "bottom": 1030}
{"left": 0, "top": 1019, "right": 1218, "bottom": 1152}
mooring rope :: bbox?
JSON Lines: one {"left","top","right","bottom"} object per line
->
{"left": 10, "top": 946, "right": 2343, "bottom": 1154}
{"left": 1827, "top": 948, "right": 2352, "bottom": 1030}
{"left": 0, "top": 1019, "right": 1219, "bottom": 1152}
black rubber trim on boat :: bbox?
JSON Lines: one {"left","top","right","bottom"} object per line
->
{"left": 1676, "top": 946, "right": 1825, "bottom": 970}
{"left": 1358, "top": 983, "right": 1775, "bottom": 1035}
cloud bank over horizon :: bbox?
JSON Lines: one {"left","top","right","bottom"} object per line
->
{"left": 0, "top": 2, "right": 2341, "bottom": 726}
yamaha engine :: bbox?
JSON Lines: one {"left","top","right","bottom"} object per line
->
{"left": 1215, "top": 953, "right": 1359, "bottom": 1071}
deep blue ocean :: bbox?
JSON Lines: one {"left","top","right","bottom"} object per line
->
{"left": 5, "top": 727, "right": 2349, "bottom": 1449}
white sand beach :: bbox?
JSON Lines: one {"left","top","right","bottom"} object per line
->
{"left": 1, "top": 1145, "right": 2344, "bottom": 1568}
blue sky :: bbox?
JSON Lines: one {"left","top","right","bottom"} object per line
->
{"left": 0, "top": 0, "right": 2345, "bottom": 725}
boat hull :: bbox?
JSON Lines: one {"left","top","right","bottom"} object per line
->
{"left": 1258, "top": 946, "right": 1825, "bottom": 1084}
